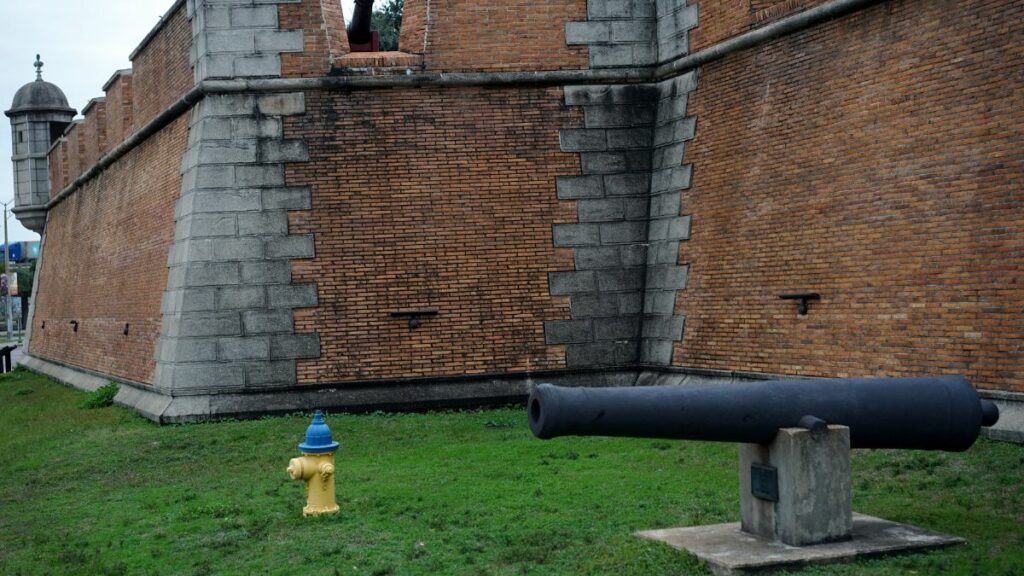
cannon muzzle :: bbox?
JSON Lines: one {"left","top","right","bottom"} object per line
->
{"left": 348, "top": 0, "right": 375, "bottom": 45}
{"left": 528, "top": 376, "right": 999, "bottom": 451}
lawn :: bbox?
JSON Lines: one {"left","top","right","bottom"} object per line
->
{"left": 0, "top": 369, "right": 1022, "bottom": 576}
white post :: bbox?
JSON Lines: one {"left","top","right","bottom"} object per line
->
{"left": 2, "top": 202, "right": 12, "bottom": 341}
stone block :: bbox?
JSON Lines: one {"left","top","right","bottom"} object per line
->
{"left": 552, "top": 223, "right": 600, "bottom": 247}
{"left": 600, "top": 221, "right": 646, "bottom": 244}
{"left": 604, "top": 173, "right": 650, "bottom": 197}
{"left": 645, "top": 264, "right": 688, "bottom": 290}
{"left": 264, "top": 234, "right": 314, "bottom": 259}
{"left": 234, "top": 55, "right": 282, "bottom": 78}
{"left": 167, "top": 362, "right": 245, "bottom": 391}
{"left": 620, "top": 244, "right": 647, "bottom": 266}
{"left": 219, "top": 336, "right": 271, "bottom": 361}
{"left": 619, "top": 291, "right": 643, "bottom": 314}
{"left": 199, "top": 141, "right": 258, "bottom": 164}
{"left": 200, "top": 93, "right": 255, "bottom": 117}
{"left": 262, "top": 186, "right": 311, "bottom": 210}
{"left": 270, "top": 333, "right": 321, "bottom": 359}
{"left": 574, "top": 246, "right": 620, "bottom": 270}
{"left": 641, "top": 338, "right": 674, "bottom": 364}
{"left": 192, "top": 189, "right": 262, "bottom": 213}
{"left": 556, "top": 175, "right": 604, "bottom": 199}
{"left": 184, "top": 262, "right": 240, "bottom": 287}
{"left": 580, "top": 151, "right": 627, "bottom": 174}
{"left": 594, "top": 316, "right": 641, "bottom": 340}
{"left": 611, "top": 21, "right": 654, "bottom": 43}
{"left": 649, "top": 191, "right": 681, "bottom": 218}
{"left": 205, "top": 29, "right": 256, "bottom": 53}
{"left": 624, "top": 197, "right": 649, "bottom": 220}
{"left": 157, "top": 337, "right": 219, "bottom": 363}
{"left": 607, "top": 127, "right": 652, "bottom": 149}
{"left": 170, "top": 312, "right": 242, "bottom": 338}
{"left": 267, "top": 283, "right": 318, "bottom": 309}
{"left": 650, "top": 164, "right": 691, "bottom": 193}
{"left": 181, "top": 213, "right": 238, "bottom": 238}
{"left": 259, "top": 139, "right": 309, "bottom": 163}
{"left": 213, "top": 237, "right": 264, "bottom": 261}
{"left": 544, "top": 319, "right": 594, "bottom": 344}
{"left": 596, "top": 267, "right": 644, "bottom": 291}
{"left": 245, "top": 360, "right": 296, "bottom": 387}
{"left": 646, "top": 240, "right": 680, "bottom": 265}
{"left": 565, "top": 21, "right": 612, "bottom": 44}
{"left": 565, "top": 341, "right": 637, "bottom": 367}
{"left": 548, "top": 271, "right": 597, "bottom": 295}
{"left": 232, "top": 117, "right": 282, "bottom": 139}
{"left": 235, "top": 164, "right": 285, "bottom": 187}
{"left": 193, "top": 164, "right": 236, "bottom": 189}
{"left": 590, "top": 45, "right": 637, "bottom": 68}
{"left": 217, "top": 286, "right": 266, "bottom": 310}
{"left": 241, "top": 260, "right": 292, "bottom": 285}
{"left": 257, "top": 93, "right": 305, "bottom": 116}
{"left": 569, "top": 293, "right": 620, "bottom": 318}
{"left": 242, "top": 309, "right": 294, "bottom": 334}
{"left": 230, "top": 5, "right": 278, "bottom": 27}
{"left": 588, "top": 0, "right": 631, "bottom": 19}
{"left": 641, "top": 314, "right": 685, "bottom": 339}
{"left": 584, "top": 104, "right": 655, "bottom": 128}
{"left": 577, "top": 198, "right": 624, "bottom": 222}
{"left": 237, "top": 211, "right": 289, "bottom": 236}
{"left": 644, "top": 290, "right": 677, "bottom": 315}
{"left": 559, "top": 129, "right": 607, "bottom": 152}
{"left": 254, "top": 29, "right": 304, "bottom": 52}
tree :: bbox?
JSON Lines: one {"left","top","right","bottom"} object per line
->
{"left": 371, "top": 0, "right": 403, "bottom": 52}
{"left": 18, "top": 261, "right": 34, "bottom": 329}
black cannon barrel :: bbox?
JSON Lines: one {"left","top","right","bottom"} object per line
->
{"left": 348, "top": 0, "right": 375, "bottom": 45}
{"left": 528, "top": 376, "right": 1000, "bottom": 452}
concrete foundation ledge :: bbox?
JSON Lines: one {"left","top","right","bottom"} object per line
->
{"left": 18, "top": 354, "right": 114, "bottom": 393}
{"left": 18, "top": 353, "right": 642, "bottom": 423}
{"left": 979, "top": 389, "right": 1024, "bottom": 444}
{"left": 637, "top": 513, "right": 964, "bottom": 576}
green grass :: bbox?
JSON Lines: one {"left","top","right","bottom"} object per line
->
{"left": 0, "top": 370, "right": 1022, "bottom": 576}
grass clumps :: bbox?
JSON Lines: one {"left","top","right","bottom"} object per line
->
{"left": 81, "top": 382, "right": 119, "bottom": 409}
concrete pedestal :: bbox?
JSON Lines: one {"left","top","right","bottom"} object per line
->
{"left": 636, "top": 426, "right": 964, "bottom": 574}
{"left": 740, "top": 426, "right": 852, "bottom": 546}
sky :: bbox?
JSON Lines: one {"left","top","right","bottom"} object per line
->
{"left": 0, "top": 0, "right": 356, "bottom": 243}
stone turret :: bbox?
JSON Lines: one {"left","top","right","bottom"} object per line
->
{"left": 5, "top": 55, "right": 76, "bottom": 232}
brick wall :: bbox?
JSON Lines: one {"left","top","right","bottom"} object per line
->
{"left": 130, "top": 2, "right": 193, "bottom": 130}
{"left": 104, "top": 73, "right": 134, "bottom": 153}
{"left": 30, "top": 118, "right": 187, "bottom": 385}
{"left": 689, "top": 0, "right": 829, "bottom": 51}
{"left": 80, "top": 100, "right": 107, "bottom": 169}
{"left": 280, "top": 0, "right": 345, "bottom": 77}
{"left": 399, "top": 0, "right": 589, "bottom": 72}
{"left": 676, "top": 0, "right": 1024, "bottom": 392}
{"left": 286, "top": 87, "right": 580, "bottom": 383}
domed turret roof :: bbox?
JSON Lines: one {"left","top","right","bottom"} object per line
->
{"left": 5, "top": 55, "right": 75, "bottom": 116}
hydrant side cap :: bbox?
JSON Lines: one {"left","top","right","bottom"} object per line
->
{"left": 298, "top": 410, "right": 340, "bottom": 453}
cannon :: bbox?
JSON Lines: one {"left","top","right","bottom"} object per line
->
{"left": 529, "top": 376, "right": 1001, "bottom": 565}
{"left": 347, "top": 0, "right": 380, "bottom": 52}
{"left": 528, "top": 376, "right": 1000, "bottom": 451}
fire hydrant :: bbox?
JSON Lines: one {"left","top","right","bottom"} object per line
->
{"left": 287, "top": 410, "right": 340, "bottom": 516}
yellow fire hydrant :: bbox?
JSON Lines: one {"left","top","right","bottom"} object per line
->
{"left": 287, "top": 410, "right": 340, "bottom": 516}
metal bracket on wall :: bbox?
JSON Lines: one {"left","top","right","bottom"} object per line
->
{"left": 69, "top": 320, "right": 79, "bottom": 332}
{"left": 779, "top": 293, "right": 820, "bottom": 315}
{"left": 390, "top": 309, "right": 439, "bottom": 329}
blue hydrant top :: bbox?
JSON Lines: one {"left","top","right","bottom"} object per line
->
{"left": 298, "top": 410, "right": 340, "bottom": 453}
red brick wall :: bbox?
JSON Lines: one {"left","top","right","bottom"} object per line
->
{"left": 30, "top": 118, "right": 187, "bottom": 385}
{"left": 104, "top": 74, "right": 134, "bottom": 153}
{"left": 286, "top": 87, "right": 580, "bottom": 383}
{"left": 80, "top": 102, "right": 108, "bottom": 171}
{"left": 280, "top": 0, "right": 347, "bottom": 77}
{"left": 690, "top": 0, "right": 829, "bottom": 52}
{"left": 399, "top": 0, "right": 589, "bottom": 72}
{"left": 130, "top": 2, "right": 192, "bottom": 131}
{"left": 676, "top": 0, "right": 1024, "bottom": 392}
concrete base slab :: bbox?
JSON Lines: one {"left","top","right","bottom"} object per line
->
{"left": 636, "top": 513, "right": 963, "bottom": 575}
